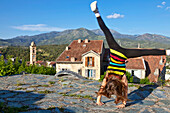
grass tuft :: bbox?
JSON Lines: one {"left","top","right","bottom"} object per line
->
{"left": 37, "top": 90, "right": 54, "bottom": 94}
{"left": 48, "top": 81, "right": 56, "bottom": 85}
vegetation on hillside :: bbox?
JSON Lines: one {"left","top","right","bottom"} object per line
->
{"left": 0, "top": 55, "right": 56, "bottom": 76}
{"left": 0, "top": 44, "right": 67, "bottom": 61}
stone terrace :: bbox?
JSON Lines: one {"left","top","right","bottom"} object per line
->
{"left": 0, "top": 74, "right": 169, "bottom": 113}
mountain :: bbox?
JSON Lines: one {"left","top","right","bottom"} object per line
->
{"left": 5, "top": 31, "right": 60, "bottom": 46}
{"left": 92, "top": 29, "right": 136, "bottom": 40}
{"left": 38, "top": 28, "right": 100, "bottom": 45}
{"left": 0, "top": 39, "right": 9, "bottom": 46}
{"left": 135, "top": 33, "right": 170, "bottom": 44}
{"left": 0, "top": 28, "right": 170, "bottom": 48}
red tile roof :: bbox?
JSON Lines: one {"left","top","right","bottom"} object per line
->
{"left": 49, "top": 61, "right": 56, "bottom": 65}
{"left": 121, "top": 55, "right": 166, "bottom": 82}
{"left": 142, "top": 55, "right": 166, "bottom": 82}
{"left": 126, "top": 55, "right": 166, "bottom": 82}
{"left": 126, "top": 57, "right": 145, "bottom": 70}
{"left": 36, "top": 61, "right": 43, "bottom": 64}
{"left": 56, "top": 40, "right": 103, "bottom": 62}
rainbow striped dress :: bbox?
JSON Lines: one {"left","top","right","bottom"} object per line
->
{"left": 107, "top": 49, "right": 128, "bottom": 76}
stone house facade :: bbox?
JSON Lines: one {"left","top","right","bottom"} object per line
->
{"left": 56, "top": 39, "right": 106, "bottom": 80}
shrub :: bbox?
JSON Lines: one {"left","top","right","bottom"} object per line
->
{"left": 126, "top": 71, "right": 133, "bottom": 83}
{"left": 99, "top": 71, "right": 134, "bottom": 83}
{"left": 140, "top": 77, "right": 151, "bottom": 84}
{"left": 0, "top": 55, "right": 56, "bottom": 76}
{"left": 99, "top": 72, "right": 106, "bottom": 82}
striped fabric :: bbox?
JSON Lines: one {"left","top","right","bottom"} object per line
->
{"left": 107, "top": 49, "right": 127, "bottom": 76}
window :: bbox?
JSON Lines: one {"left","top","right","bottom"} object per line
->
{"left": 62, "top": 68, "right": 69, "bottom": 71}
{"left": 78, "top": 69, "right": 81, "bottom": 75}
{"left": 66, "top": 56, "right": 69, "bottom": 59}
{"left": 88, "top": 57, "right": 92, "bottom": 66}
{"left": 33, "top": 48, "right": 35, "bottom": 54}
{"left": 131, "top": 70, "right": 134, "bottom": 76}
{"left": 85, "top": 57, "right": 94, "bottom": 67}
{"left": 154, "top": 68, "right": 159, "bottom": 76}
{"left": 83, "top": 44, "right": 86, "bottom": 47}
{"left": 85, "top": 69, "right": 96, "bottom": 78}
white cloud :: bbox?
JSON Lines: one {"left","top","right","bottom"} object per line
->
{"left": 166, "top": 6, "right": 170, "bottom": 10}
{"left": 107, "top": 13, "right": 124, "bottom": 19}
{"left": 162, "top": 1, "right": 166, "bottom": 5}
{"left": 12, "top": 24, "right": 66, "bottom": 31}
{"left": 157, "top": 5, "right": 163, "bottom": 8}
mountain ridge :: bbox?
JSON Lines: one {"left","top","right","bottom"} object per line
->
{"left": 0, "top": 28, "right": 170, "bottom": 48}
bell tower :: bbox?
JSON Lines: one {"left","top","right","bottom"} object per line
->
{"left": 30, "top": 41, "right": 36, "bottom": 65}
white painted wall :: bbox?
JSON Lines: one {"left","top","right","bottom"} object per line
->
{"left": 126, "top": 69, "right": 145, "bottom": 79}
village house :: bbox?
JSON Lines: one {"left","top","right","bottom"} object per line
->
{"left": 56, "top": 39, "right": 166, "bottom": 82}
{"left": 126, "top": 56, "right": 166, "bottom": 82}
{"left": 56, "top": 39, "right": 107, "bottom": 80}
{"left": 126, "top": 57, "right": 146, "bottom": 82}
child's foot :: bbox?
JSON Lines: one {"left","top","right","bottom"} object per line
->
{"left": 96, "top": 102, "right": 104, "bottom": 106}
{"left": 90, "top": 1, "right": 98, "bottom": 13}
{"left": 116, "top": 104, "right": 125, "bottom": 108}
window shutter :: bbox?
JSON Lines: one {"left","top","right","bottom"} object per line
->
{"left": 85, "top": 69, "right": 88, "bottom": 77}
{"left": 93, "top": 70, "right": 96, "bottom": 78}
{"left": 85, "top": 57, "right": 88, "bottom": 67}
{"left": 92, "top": 57, "right": 94, "bottom": 67}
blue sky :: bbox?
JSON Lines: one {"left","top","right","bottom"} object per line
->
{"left": 0, "top": 0, "right": 170, "bottom": 39}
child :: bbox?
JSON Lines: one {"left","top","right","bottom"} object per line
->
{"left": 90, "top": 1, "right": 170, "bottom": 108}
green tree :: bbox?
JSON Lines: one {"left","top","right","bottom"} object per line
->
{"left": 18, "top": 58, "right": 26, "bottom": 74}
{"left": 0, "top": 55, "right": 6, "bottom": 76}
{"left": 31, "top": 65, "right": 39, "bottom": 74}
{"left": 6, "top": 59, "right": 15, "bottom": 75}
{"left": 37, "top": 65, "right": 45, "bottom": 74}
{"left": 14, "top": 57, "right": 21, "bottom": 74}
{"left": 25, "top": 65, "right": 33, "bottom": 74}
{"left": 126, "top": 71, "right": 133, "bottom": 83}
{"left": 45, "top": 67, "right": 56, "bottom": 75}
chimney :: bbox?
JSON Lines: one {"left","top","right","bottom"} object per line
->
{"left": 71, "top": 57, "right": 75, "bottom": 62}
{"left": 66, "top": 46, "right": 69, "bottom": 51}
{"left": 78, "top": 39, "right": 81, "bottom": 43}
{"left": 159, "top": 56, "right": 163, "bottom": 65}
{"left": 85, "top": 39, "right": 89, "bottom": 43}
{"left": 138, "top": 43, "right": 140, "bottom": 48}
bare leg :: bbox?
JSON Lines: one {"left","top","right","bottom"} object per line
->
{"left": 116, "top": 74, "right": 128, "bottom": 108}
{"left": 96, "top": 72, "right": 108, "bottom": 105}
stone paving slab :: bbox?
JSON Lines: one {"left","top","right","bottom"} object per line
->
{"left": 0, "top": 74, "right": 169, "bottom": 113}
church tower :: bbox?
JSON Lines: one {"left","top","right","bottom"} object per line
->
{"left": 30, "top": 41, "right": 36, "bottom": 65}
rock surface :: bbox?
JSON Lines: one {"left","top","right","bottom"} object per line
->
{"left": 0, "top": 74, "right": 169, "bottom": 113}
